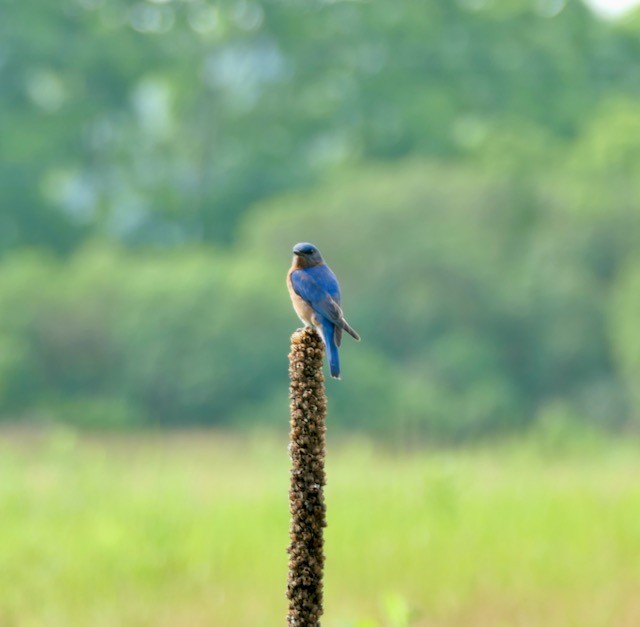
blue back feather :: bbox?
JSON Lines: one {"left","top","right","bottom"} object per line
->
{"left": 290, "top": 265, "right": 342, "bottom": 323}
{"left": 291, "top": 264, "right": 343, "bottom": 378}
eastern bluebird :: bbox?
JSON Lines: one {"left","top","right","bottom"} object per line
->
{"left": 287, "top": 242, "right": 360, "bottom": 379}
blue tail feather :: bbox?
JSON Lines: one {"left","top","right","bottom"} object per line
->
{"left": 321, "top": 319, "right": 340, "bottom": 379}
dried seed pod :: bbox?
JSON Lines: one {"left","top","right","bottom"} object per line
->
{"left": 287, "top": 328, "right": 327, "bottom": 627}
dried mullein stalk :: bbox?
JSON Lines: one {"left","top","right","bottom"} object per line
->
{"left": 287, "top": 327, "right": 327, "bottom": 627}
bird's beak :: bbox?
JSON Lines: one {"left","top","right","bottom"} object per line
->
{"left": 293, "top": 250, "right": 301, "bottom": 256}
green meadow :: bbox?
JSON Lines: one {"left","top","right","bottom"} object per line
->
{"left": 1, "top": 430, "right": 639, "bottom": 627}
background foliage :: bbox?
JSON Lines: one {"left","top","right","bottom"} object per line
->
{"left": 2, "top": 0, "right": 640, "bottom": 438}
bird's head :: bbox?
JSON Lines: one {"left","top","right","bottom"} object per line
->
{"left": 292, "top": 242, "right": 323, "bottom": 267}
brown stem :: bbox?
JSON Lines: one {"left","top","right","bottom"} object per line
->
{"left": 287, "top": 327, "right": 327, "bottom": 627}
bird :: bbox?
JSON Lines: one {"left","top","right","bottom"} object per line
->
{"left": 287, "top": 242, "right": 360, "bottom": 379}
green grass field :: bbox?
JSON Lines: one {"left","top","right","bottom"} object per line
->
{"left": 1, "top": 429, "right": 639, "bottom": 627}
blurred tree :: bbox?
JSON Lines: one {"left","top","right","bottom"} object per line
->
{"left": 2, "top": 0, "right": 640, "bottom": 250}
{"left": 0, "top": 157, "right": 638, "bottom": 437}
{"left": 611, "top": 263, "right": 640, "bottom": 426}
{"left": 2, "top": 0, "right": 640, "bottom": 437}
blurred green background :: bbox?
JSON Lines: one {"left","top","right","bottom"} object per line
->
{"left": 3, "top": 0, "right": 640, "bottom": 625}
{"left": 4, "top": 0, "right": 640, "bottom": 438}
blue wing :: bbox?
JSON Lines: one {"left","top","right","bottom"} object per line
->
{"left": 290, "top": 265, "right": 342, "bottom": 324}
